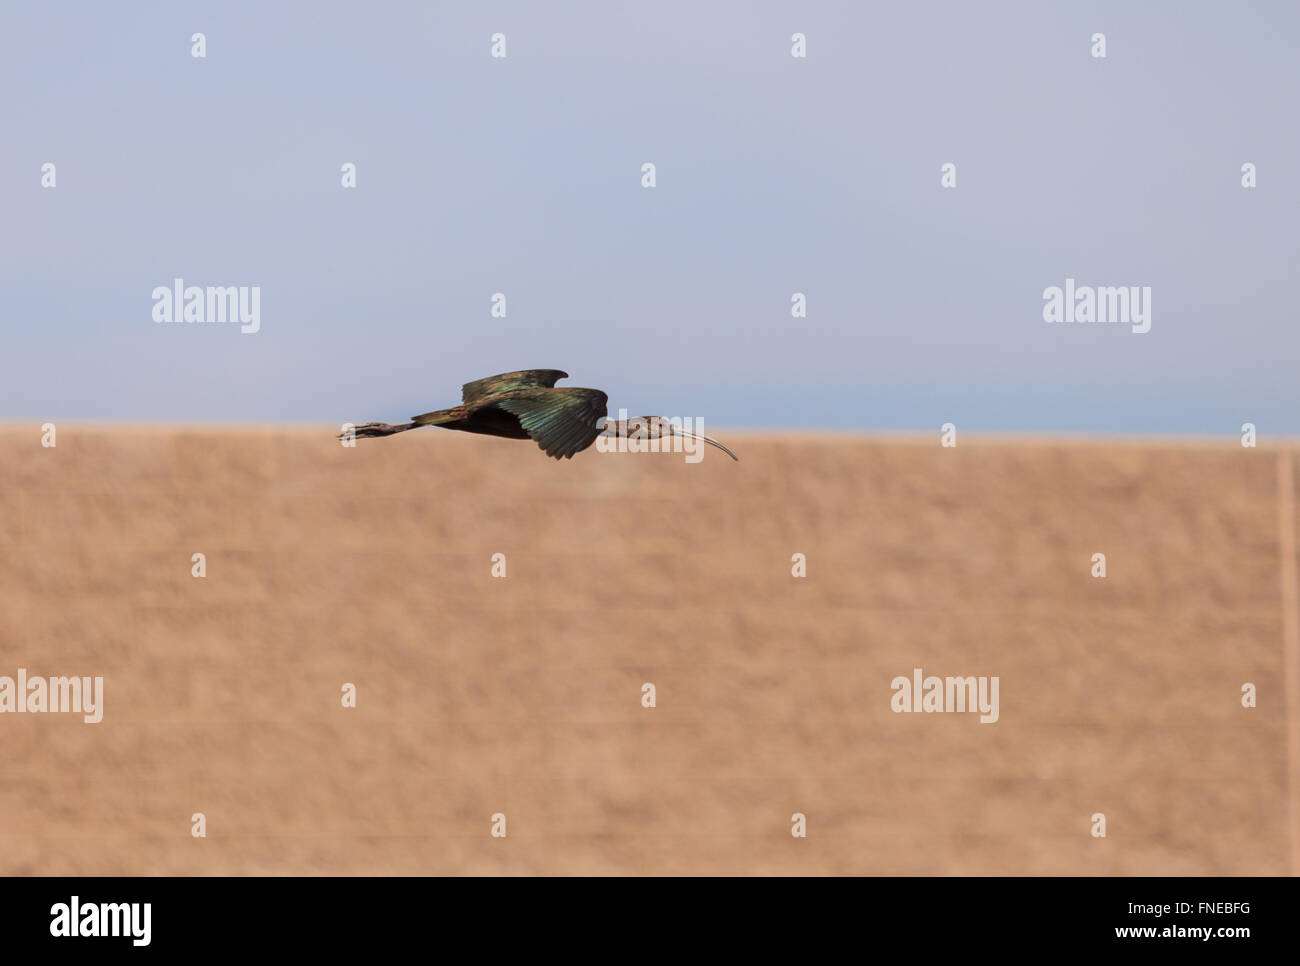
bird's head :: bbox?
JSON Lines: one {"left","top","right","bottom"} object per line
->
{"left": 623, "top": 415, "right": 739, "bottom": 461}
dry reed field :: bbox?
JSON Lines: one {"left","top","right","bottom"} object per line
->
{"left": 0, "top": 426, "right": 1295, "bottom": 875}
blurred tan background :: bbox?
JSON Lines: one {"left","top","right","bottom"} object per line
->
{"left": 0, "top": 426, "right": 1295, "bottom": 875}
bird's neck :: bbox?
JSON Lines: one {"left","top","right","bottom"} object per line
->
{"left": 603, "top": 418, "right": 663, "bottom": 438}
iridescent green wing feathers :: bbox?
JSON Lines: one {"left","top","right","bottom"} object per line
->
{"left": 495, "top": 388, "right": 609, "bottom": 459}
{"left": 461, "top": 369, "right": 569, "bottom": 404}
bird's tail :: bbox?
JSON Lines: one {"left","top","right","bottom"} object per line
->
{"left": 340, "top": 421, "right": 419, "bottom": 440}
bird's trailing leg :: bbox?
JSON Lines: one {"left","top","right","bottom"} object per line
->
{"left": 340, "top": 421, "right": 419, "bottom": 440}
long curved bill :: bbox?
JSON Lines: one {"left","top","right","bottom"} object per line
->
{"left": 673, "top": 428, "right": 739, "bottom": 461}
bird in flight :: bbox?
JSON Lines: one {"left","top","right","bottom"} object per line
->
{"left": 340, "top": 369, "right": 738, "bottom": 461}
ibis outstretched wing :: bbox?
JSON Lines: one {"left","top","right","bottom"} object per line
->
{"left": 461, "top": 369, "right": 569, "bottom": 404}
{"left": 494, "top": 388, "right": 609, "bottom": 459}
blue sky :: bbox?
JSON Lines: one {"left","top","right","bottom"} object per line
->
{"left": 2, "top": 1, "right": 1296, "bottom": 432}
